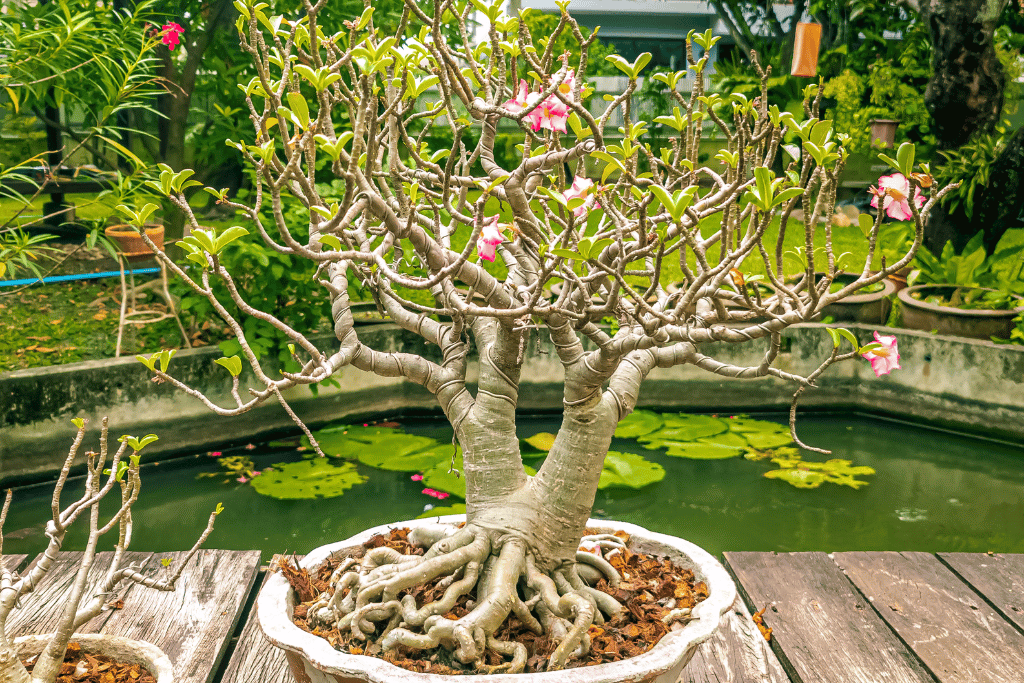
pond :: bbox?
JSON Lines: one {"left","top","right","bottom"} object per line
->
{"left": 3, "top": 412, "right": 1023, "bottom": 560}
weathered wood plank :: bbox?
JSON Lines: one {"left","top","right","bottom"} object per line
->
{"left": 219, "top": 569, "right": 292, "bottom": 683}
{"left": 724, "top": 551, "right": 933, "bottom": 683}
{"left": 1, "top": 554, "right": 27, "bottom": 572}
{"left": 938, "top": 553, "right": 1024, "bottom": 635}
{"left": 680, "top": 593, "right": 792, "bottom": 683}
{"left": 8, "top": 551, "right": 151, "bottom": 637}
{"left": 835, "top": 551, "right": 1024, "bottom": 683}
{"left": 100, "top": 549, "right": 260, "bottom": 683}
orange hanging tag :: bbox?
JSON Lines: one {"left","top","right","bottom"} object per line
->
{"left": 791, "top": 23, "right": 822, "bottom": 77}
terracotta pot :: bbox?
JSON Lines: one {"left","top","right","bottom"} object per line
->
{"left": 257, "top": 516, "right": 736, "bottom": 683}
{"left": 14, "top": 633, "right": 173, "bottom": 683}
{"left": 105, "top": 223, "right": 164, "bottom": 262}
{"left": 869, "top": 119, "right": 899, "bottom": 149}
{"left": 791, "top": 23, "right": 822, "bottom": 77}
{"left": 821, "top": 274, "right": 896, "bottom": 324}
{"left": 897, "top": 284, "right": 1024, "bottom": 339}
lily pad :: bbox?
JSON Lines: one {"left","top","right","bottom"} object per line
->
{"left": 357, "top": 437, "right": 450, "bottom": 471}
{"left": 763, "top": 455, "right": 875, "bottom": 489}
{"left": 614, "top": 410, "right": 664, "bottom": 438}
{"left": 726, "top": 418, "right": 794, "bottom": 449}
{"left": 662, "top": 442, "right": 745, "bottom": 459}
{"left": 598, "top": 451, "right": 665, "bottom": 489}
{"left": 304, "top": 424, "right": 399, "bottom": 458}
{"left": 422, "top": 455, "right": 537, "bottom": 499}
{"left": 417, "top": 503, "right": 467, "bottom": 519}
{"left": 700, "top": 431, "right": 749, "bottom": 448}
{"left": 251, "top": 459, "right": 366, "bottom": 499}
{"left": 640, "top": 415, "right": 727, "bottom": 443}
{"left": 523, "top": 432, "right": 556, "bottom": 452}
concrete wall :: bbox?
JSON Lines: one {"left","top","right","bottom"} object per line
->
{"left": 2, "top": 323, "right": 1023, "bottom": 484}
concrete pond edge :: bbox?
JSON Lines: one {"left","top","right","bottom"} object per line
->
{"left": 2, "top": 323, "right": 1023, "bottom": 483}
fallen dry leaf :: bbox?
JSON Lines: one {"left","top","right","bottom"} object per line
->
{"left": 25, "top": 335, "right": 51, "bottom": 342}
{"left": 93, "top": 312, "right": 108, "bottom": 321}
{"left": 752, "top": 606, "right": 772, "bottom": 642}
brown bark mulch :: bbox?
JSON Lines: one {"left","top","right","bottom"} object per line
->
{"left": 21, "top": 641, "right": 156, "bottom": 683}
{"left": 282, "top": 527, "right": 708, "bottom": 674}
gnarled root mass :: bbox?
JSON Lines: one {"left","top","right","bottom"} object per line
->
{"left": 295, "top": 524, "right": 703, "bottom": 674}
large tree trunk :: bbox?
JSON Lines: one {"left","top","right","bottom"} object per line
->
{"left": 919, "top": 0, "right": 1010, "bottom": 252}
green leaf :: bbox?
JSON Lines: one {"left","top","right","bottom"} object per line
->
{"left": 895, "top": 141, "right": 915, "bottom": 177}
{"left": 421, "top": 455, "right": 466, "bottom": 498}
{"left": 355, "top": 435, "right": 445, "bottom": 470}
{"left": 524, "top": 432, "right": 556, "bottom": 451}
{"left": 551, "top": 248, "right": 580, "bottom": 259}
{"left": 639, "top": 414, "right": 727, "bottom": 442}
{"left": 726, "top": 418, "right": 793, "bottom": 449}
{"left": 660, "top": 442, "right": 745, "bottom": 459}
{"left": 286, "top": 92, "right": 310, "bottom": 129}
{"left": 71, "top": 418, "right": 85, "bottom": 430}
{"left": 764, "top": 454, "right": 875, "bottom": 489}
{"left": 251, "top": 459, "right": 366, "bottom": 499}
{"left": 319, "top": 234, "right": 343, "bottom": 251}
{"left": 837, "top": 328, "right": 860, "bottom": 350}
{"left": 215, "top": 355, "right": 243, "bottom": 377}
{"left": 417, "top": 503, "right": 466, "bottom": 519}
{"left": 614, "top": 410, "right": 663, "bottom": 438}
{"left": 826, "top": 327, "right": 841, "bottom": 347}
{"left": 598, "top": 451, "right": 665, "bottom": 489}
{"left": 355, "top": 6, "right": 374, "bottom": 30}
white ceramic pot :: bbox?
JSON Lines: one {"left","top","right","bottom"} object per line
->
{"left": 14, "top": 634, "right": 173, "bottom": 683}
{"left": 258, "top": 516, "right": 736, "bottom": 683}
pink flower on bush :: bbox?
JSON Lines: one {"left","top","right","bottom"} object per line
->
{"left": 526, "top": 96, "right": 568, "bottom": 133}
{"left": 503, "top": 79, "right": 532, "bottom": 114}
{"left": 161, "top": 22, "right": 184, "bottom": 50}
{"left": 562, "top": 176, "right": 599, "bottom": 217}
{"left": 476, "top": 215, "right": 504, "bottom": 262}
{"left": 861, "top": 331, "right": 901, "bottom": 377}
{"left": 210, "top": 451, "right": 223, "bottom": 457}
{"left": 411, "top": 474, "right": 423, "bottom": 481}
{"left": 869, "top": 173, "right": 925, "bottom": 221}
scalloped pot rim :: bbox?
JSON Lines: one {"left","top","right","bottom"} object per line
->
{"left": 257, "top": 516, "right": 737, "bottom": 683}
{"left": 14, "top": 633, "right": 174, "bottom": 683}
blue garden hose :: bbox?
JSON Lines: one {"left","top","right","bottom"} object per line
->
{"left": 0, "top": 268, "right": 160, "bottom": 288}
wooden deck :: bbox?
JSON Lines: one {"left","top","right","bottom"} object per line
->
{"left": 6, "top": 550, "right": 1023, "bottom": 683}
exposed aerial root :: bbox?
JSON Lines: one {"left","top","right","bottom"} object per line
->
{"left": 308, "top": 524, "right": 625, "bottom": 672}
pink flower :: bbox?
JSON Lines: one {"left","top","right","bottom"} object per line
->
{"left": 236, "top": 476, "right": 249, "bottom": 483}
{"left": 210, "top": 451, "right": 223, "bottom": 457}
{"left": 411, "top": 474, "right": 424, "bottom": 481}
{"left": 526, "top": 96, "right": 569, "bottom": 133}
{"left": 251, "top": 471, "right": 261, "bottom": 477}
{"left": 503, "top": 79, "right": 531, "bottom": 114}
{"left": 161, "top": 22, "right": 184, "bottom": 50}
{"left": 561, "top": 176, "right": 598, "bottom": 217}
{"left": 861, "top": 331, "right": 901, "bottom": 377}
{"left": 869, "top": 173, "right": 925, "bottom": 221}
{"left": 476, "top": 215, "right": 504, "bottom": 262}
{"left": 435, "top": 491, "right": 449, "bottom": 500}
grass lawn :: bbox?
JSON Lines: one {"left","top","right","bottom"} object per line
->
{"left": 2, "top": 189, "right": 913, "bottom": 372}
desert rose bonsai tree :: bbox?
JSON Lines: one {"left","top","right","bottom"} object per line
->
{"left": 125, "top": 0, "right": 953, "bottom": 671}
{"left": 0, "top": 419, "right": 218, "bottom": 683}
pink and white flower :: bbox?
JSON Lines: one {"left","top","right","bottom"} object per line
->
{"left": 503, "top": 79, "right": 532, "bottom": 114}
{"left": 861, "top": 331, "right": 901, "bottom": 377}
{"left": 562, "top": 176, "right": 598, "bottom": 217}
{"left": 476, "top": 215, "right": 504, "bottom": 262}
{"left": 869, "top": 173, "right": 925, "bottom": 221}
{"left": 161, "top": 22, "right": 184, "bottom": 50}
{"left": 526, "top": 96, "right": 569, "bottom": 133}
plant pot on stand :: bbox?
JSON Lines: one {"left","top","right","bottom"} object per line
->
{"left": 103, "top": 223, "right": 190, "bottom": 356}
{"left": 897, "top": 284, "right": 1024, "bottom": 339}
{"left": 14, "top": 634, "right": 173, "bottom": 683}
{"left": 257, "top": 516, "right": 736, "bottom": 683}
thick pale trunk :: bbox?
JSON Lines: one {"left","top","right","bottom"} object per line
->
{"left": 0, "top": 643, "right": 31, "bottom": 683}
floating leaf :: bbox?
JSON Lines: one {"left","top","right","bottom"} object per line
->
{"left": 250, "top": 459, "right": 366, "bottom": 499}
{"left": 416, "top": 503, "right": 466, "bottom": 519}
{"left": 421, "top": 454, "right": 466, "bottom": 498}
{"left": 660, "top": 442, "right": 745, "bottom": 459}
{"left": 726, "top": 418, "right": 794, "bottom": 449}
{"left": 763, "top": 454, "right": 875, "bottom": 489}
{"left": 700, "top": 431, "right": 748, "bottom": 448}
{"left": 652, "top": 414, "right": 728, "bottom": 440}
{"left": 598, "top": 451, "right": 665, "bottom": 489}
{"left": 358, "top": 440, "right": 452, "bottom": 472}
{"left": 524, "top": 432, "right": 556, "bottom": 452}
{"left": 614, "top": 410, "right": 664, "bottom": 438}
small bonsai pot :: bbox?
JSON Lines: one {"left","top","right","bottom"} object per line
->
{"left": 897, "top": 284, "right": 1024, "bottom": 339}
{"left": 15, "top": 633, "right": 173, "bottom": 683}
{"left": 821, "top": 274, "right": 896, "bottom": 324}
{"left": 105, "top": 223, "right": 164, "bottom": 262}
{"left": 257, "top": 516, "right": 736, "bottom": 683}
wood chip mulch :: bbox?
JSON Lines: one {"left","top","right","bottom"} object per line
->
{"left": 282, "top": 527, "right": 708, "bottom": 674}
{"left": 21, "top": 641, "right": 156, "bottom": 683}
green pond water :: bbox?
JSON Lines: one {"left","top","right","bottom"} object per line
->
{"left": 3, "top": 413, "right": 1023, "bottom": 560}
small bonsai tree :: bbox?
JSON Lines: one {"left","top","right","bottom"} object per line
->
{"left": 126, "top": 0, "right": 953, "bottom": 672}
{"left": 0, "top": 419, "right": 219, "bottom": 683}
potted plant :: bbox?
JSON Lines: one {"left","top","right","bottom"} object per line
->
{"left": 1, "top": 418, "right": 219, "bottom": 683}
{"left": 104, "top": 223, "right": 165, "bottom": 262}
{"left": 898, "top": 231, "right": 1024, "bottom": 338}
{"left": 129, "top": 1, "right": 953, "bottom": 678}
{"left": 821, "top": 273, "right": 897, "bottom": 323}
